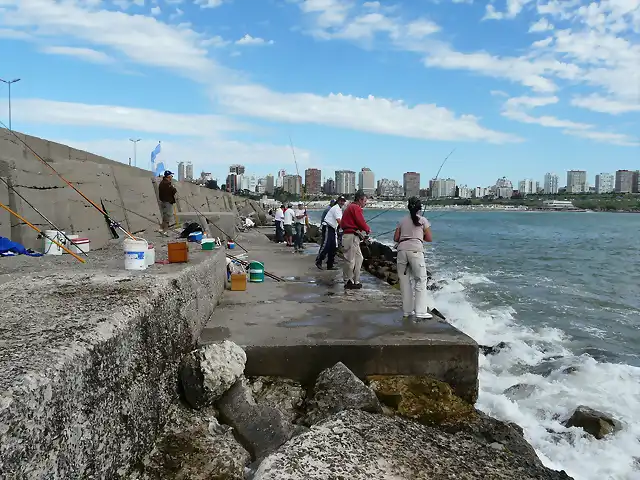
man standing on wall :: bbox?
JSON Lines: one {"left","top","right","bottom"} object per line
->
{"left": 274, "top": 204, "right": 285, "bottom": 243}
{"left": 340, "top": 190, "right": 370, "bottom": 289}
{"left": 293, "top": 202, "right": 307, "bottom": 253}
{"left": 316, "top": 196, "right": 345, "bottom": 270}
{"left": 283, "top": 203, "right": 295, "bottom": 247}
{"left": 158, "top": 170, "right": 177, "bottom": 237}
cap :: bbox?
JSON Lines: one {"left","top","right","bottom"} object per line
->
{"left": 164, "top": 170, "right": 174, "bottom": 177}
{"left": 337, "top": 195, "right": 346, "bottom": 202}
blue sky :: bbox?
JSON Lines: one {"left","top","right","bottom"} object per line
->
{"left": 0, "top": 0, "right": 638, "bottom": 188}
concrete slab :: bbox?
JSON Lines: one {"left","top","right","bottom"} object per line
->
{"left": 200, "top": 230, "right": 479, "bottom": 403}
{"left": 111, "top": 165, "right": 161, "bottom": 233}
{"left": 0, "top": 231, "right": 227, "bottom": 478}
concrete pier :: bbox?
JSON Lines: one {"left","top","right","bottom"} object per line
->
{"left": 201, "top": 228, "right": 479, "bottom": 403}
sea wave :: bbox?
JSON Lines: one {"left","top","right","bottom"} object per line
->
{"left": 431, "top": 271, "right": 640, "bottom": 480}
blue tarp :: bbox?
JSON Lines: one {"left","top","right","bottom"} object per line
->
{"left": 0, "top": 236, "right": 43, "bottom": 257}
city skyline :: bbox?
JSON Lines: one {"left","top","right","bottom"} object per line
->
{"left": 1, "top": 1, "right": 637, "bottom": 188}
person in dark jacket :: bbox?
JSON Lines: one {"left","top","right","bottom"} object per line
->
{"left": 158, "top": 170, "right": 177, "bottom": 236}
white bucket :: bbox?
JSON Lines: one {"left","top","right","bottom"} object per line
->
{"left": 123, "top": 238, "right": 148, "bottom": 271}
{"left": 43, "top": 230, "right": 65, "bottom": 256}
{"left": 146, "top": 243, "right": 155, "bottom": 267}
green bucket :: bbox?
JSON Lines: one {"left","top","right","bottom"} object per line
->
{"left": 249, "top": 261, "right": 265, "bottom": 283}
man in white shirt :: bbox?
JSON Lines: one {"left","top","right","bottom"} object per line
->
{"left": 316, "top": 195, "right": 346, "bottom": 270}
{"left": 274, "top": 204, "right": 285, "bottom": 243}
{"left": 283, "top": 204, "right": 295, "bottom": 247}
{"left": 293, "top": 202, "right": 308, "bottom": 253}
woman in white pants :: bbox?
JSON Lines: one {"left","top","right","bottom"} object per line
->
{"left": 393, "top": 197, "right": 433, "bottom": 320}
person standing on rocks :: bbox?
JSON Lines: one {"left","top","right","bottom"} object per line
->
{"left": 340, "top": 190, "right": 370, "bottom": 289}
{"left": 158, "top": 170, "right": 177, "bottom": 237}
{"left": 393, "top": 196, "right": 433, "bottom": 319}
{"left": 274, "top": 204, "right": 285, "bottom": 243}
{"left": 316, "top": 196, "right": 346, "bottom": 270}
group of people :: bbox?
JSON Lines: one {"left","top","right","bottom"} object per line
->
{"left": 273, "top": 202, "right": 310, "bottom": 253}
{"left": 273, "top": 190, "right": 434, "bottom": 320}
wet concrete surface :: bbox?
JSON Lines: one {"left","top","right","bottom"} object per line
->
{"left": 200, "top": 228, "right": 479, "bottom": 402}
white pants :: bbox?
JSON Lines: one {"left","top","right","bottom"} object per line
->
{"left": 397, "top": 250, "right": 432, "bottom": 317}
{"left": 342, "top": 233, "right": 363, "bottom": 284}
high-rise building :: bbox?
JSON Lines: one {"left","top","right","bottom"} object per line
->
{"left": 458, "top": 185, "right": 471, "bottom": 199}
{"left": 535, "top": 181, "right": 541, "bottom": 193}
{"left": 595, "top": 173, "right": 615, "bottom": 194}
{"left": 230, "top": 164, "right": 245, "bottom": 175}
{"left": 186, "top": 162, "right": 194, "bottom": 181}
{"left": 335, "top": 170, "right": 356, "bottom": 195}
{"left": 276, "top": 169, "right": 286, "bottom": 188}
{"left": 377, "top": 179, "right": 403, "bottom": 198}
{"left": 305, "top": 168, "right": 322, "bottom": 195}
{"left": 615, "top": 170, "right": 637, "bottom": 193}
{"left": 518, "top": 179, "right": 534, "bottom": 195}
{"left": 265, "top": 174, "right": 275, "bottom": 195}
{"left": 283, "top": 174, "right": 302, "bottom": 195}
{"left": 566, "top": 170, "right": 588, "bottom": 193}
{"left": 358, "top": 168, "right": 376, "bottom": 195}
{"left": 323, "top": 178, "right": 336, "bottom": 195}
{"left": 494, "top": 177, "right": 513, "bottom": 198}
{"left": 473, "top": 186, "right": 490, "bottom": 198}
{"left": 403, "top": 172, "right": 420, "bottom": 198}
{"left": 257, "top": 177, "right": 266, "bottom": 194}
{"left": 431, "top": 178, "right": 456, "bottom": 198}
{"left": 225, "top": 174, "right": 238, "bottom": 192}
{"left": 177, "top": 162, "right": 185, "bottom": 182}
{"left": 544, "top": 173, "right": 559, "bottom": 194}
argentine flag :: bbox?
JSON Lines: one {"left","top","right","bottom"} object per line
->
{"left": 154, "top": 162, "right": 165, "bottom": 177}
{"left": 150, "top": 142, "right": 161, "bottom": 166}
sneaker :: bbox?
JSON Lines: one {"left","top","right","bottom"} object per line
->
{"left": 344, "top": 280, "right": 358, "bottom": 290}
{"left": 315, "top": 262, "right": 323, "bottom": 270}
{"left": 415, "top": 313, "right": 433, "bottom": 320}
{"left": 354, "top": 283, "right": 363, "bottom": 289}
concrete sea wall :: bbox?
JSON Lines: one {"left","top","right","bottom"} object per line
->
{"left": 0, "top": 129, "right": 238, "bottom": 251}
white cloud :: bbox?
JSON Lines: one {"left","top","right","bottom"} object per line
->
{"left": 169, "top": 8, "right": 184, "bottom": 20}
{"left": 12, "top": 98, "right": 250, "bottom": 137}
{"left": 563, "top": 129, "right": 639, "bottom": 147}
{"left": 150, "top": 5, "right": 161, "bottom": 16}
{"left": 40, "top": 46, "right": 114, "bottom": 64}
{"left": 235, "top": 34, "right": 274, "bottom": 46}
{"left": 571, "top": 94, "right": 640, "bottom": 115}
{"left": 216, "top": 84, "right": 522, "bottom": 144}
{"left": 483, "top": 0, "right": 535, "bottom": 20}
{"left": 194, "top": 0, "right": 224, "bottom": 8}
{"left": 531, "top": 37, "right": 553, "bottom": 48}
{"left": 529, "top": 17, "right": 554, "bottom": 32}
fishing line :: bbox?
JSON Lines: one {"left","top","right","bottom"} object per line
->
{"left": 0, "top": 120, "right": 137, "bottom": 240}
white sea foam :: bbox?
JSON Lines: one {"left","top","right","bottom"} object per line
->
{"left": 431, "top": 272, "right": 640, "bottom": 480}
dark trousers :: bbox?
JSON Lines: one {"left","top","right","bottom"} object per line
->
{"left": 316, "top": 225, "right": 337, "bottom": 268}
{"left": 294, "top": 223, "right": 304, "bottom": 250}
{"left": 275, "top": 220, "right": 284, "bottom": 242}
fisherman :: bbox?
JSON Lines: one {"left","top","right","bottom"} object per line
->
{"left": 317, "top": 199, "right": 336, "bottom": 252}
{"left": 274, "top": 203, "right": 285, "bottom": 243}
{"left": 283, "top": 203, "right": 295, "bottom": 247}
{"left": 316, "top": 196, "right": 345, "bottom": 270}
{"left": 340, "top": 190, "right": 370, "bottom": 289}
{"left": 393, "top": 197, "right": 433, "bottom": 320}
{"left": 293, "top": 202, "right": 307, "bottom": 253}
{"left": 158, "top": 170, "right": 177, "bottom": 237}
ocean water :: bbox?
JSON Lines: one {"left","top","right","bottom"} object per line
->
{"left": 309, "top": 209, "right": 640, "bottom": 480}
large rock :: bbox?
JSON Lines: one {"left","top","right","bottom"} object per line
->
{"left": 367, "top": 375, "right": 475, "bottom": 426}
{"left": 252, "top": 410, "right": 573, "bottom": 480}
{"left": 180, "top": 341, "right": 247, "bottom": 409}
{"left": 503, "top": 383, "right": 538, "bottom": 401}
{"left": 217, "top": 377, "right": 299, "bottom": 460}
{"left": 249, "top": 376, "right": 307, "bottom": 424}
{"left": 563, "top": 405, "right": 622, "bottom": 439}
{"left": 304, "top": 362, "right": 382, "bottom": 425}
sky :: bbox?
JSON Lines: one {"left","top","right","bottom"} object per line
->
{"left": 0, "top": 0, "right": 638, "bottom": 188}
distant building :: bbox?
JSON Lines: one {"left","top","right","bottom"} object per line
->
{"left": 615, "top": 170, "right": 637, "bottom": 193}
{"left": 226, "top": 173, "right": 238, "bottom": 192}
{"left": 566, "top": 170, "right": 588, "bottom": 193}
{"left": 403, "top": 172, "right": 420, "bottom": 198}
{"left": 544, "top": 173, "right": 559, "bottom": 194}
{"left": 283, "top": 174, "right": 302, "bottom": 195}
{"left": 256, "top": 177, "right": 266, "bottom": 194}
{"left": 377, "top": 178, "right": 403, "bottom": 198}
{"left": 335, "top": 170, "right": 356, "bottom": 195}
{"left": 542, "top": 200, "right": 576, "bottom": 210}
{"left": 305, "top": 168, "right": 322, "bottom": 195}
{"left": 323, "top": 178, "right": 336, "bottom": 195}
{"left": 473, "top": 186, "right": 490, "bottom": 198}
{"left": 358, "top": 168, "right": 376, "bottom": 195}
{"left": 177, "top": 162, "right": 185, "bottom": 182}
{"left": 535, "top": 181, "right": 541, "bottom": 193}
{"left": 276, "top": 169, "right": 286, "bottom": 188}
{"left": 595, "top": 173, "right": 615, "bottom": 194}
{"left": 494, "top": 177, "right": 513, "bottom": 198}
{"left": 186, "top": 162, "right": 194, "bottom": 181}
{"left": 458, "top": 185, "right": 471, "bottom": 199}
{"left": 518, "top": 179, "right": 535, "bottom": 195}
{"left": 431, "top": 178, "right": 456, "bottom": 198}
{"left": 265, "top": 174, "right": 275, "bottom": 195}
{"left": 230, "top": 164, "right": 245, "bottom": 175}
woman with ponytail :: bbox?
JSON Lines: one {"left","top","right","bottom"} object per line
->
{"left": 393, "top": 196, "right": 433, "bottom": 320}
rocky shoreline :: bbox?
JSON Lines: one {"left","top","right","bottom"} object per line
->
{"left": 130, "top": 340, "right": 574, "bottom": 479}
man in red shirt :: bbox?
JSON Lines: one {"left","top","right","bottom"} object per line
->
{"left": 340, "top": 190, "right": 370, "bottom": 289}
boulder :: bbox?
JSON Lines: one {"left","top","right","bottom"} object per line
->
{"left": 217, "top": 377, "right": 299, "bottom": 460}
{"left": 180, "top": 341, "right": 246, "bottom": 409}
{"left": 563, "top": 405, "right": 622, "bottom": 439}
{"left": 249, "top": 376, "right": 306, "bottom": 424}
{"left": 480, "top": 342, "right": 509, "bottom": 356}
{"left": 304, "top": 362, "right": 382, "bottom": 426}
{"left": 503, "top": 383, "right": 538, "bottom": 401}
{"left": 367, "top": 375, "right": 475, "bottom": 426}
{"left": 252, "top": 410, "right": 573, "bottom": 480}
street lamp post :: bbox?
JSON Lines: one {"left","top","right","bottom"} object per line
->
{"left": 129, "top": 138, "right": 141, "bottom": 167}
{"left": 0, "top": 78, "right": 21, "bottom": 131}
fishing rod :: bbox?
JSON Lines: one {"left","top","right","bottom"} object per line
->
{"left": 366, "top": 148, "right": 457, "bottom": 224}
{"left": 0, "top": 120, "right": 137, "bottom": 241}
{"left": 226, "top": 252, "right": 284, "bottom": 282}
{"left": 0, "top": 176, "right": 89, "bottom": 257}
{"left": 0, "top": 201, "right": 86, "bottom": 263}
{"left": 102, "top": 198, "right": 171, "bottom": 228}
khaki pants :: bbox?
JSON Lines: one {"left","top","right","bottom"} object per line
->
{"left": 397, "top": 250, "right": 432, "bottom": 317}
{"left": 342, "top": 233, "right": 363, "bottom": 284}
